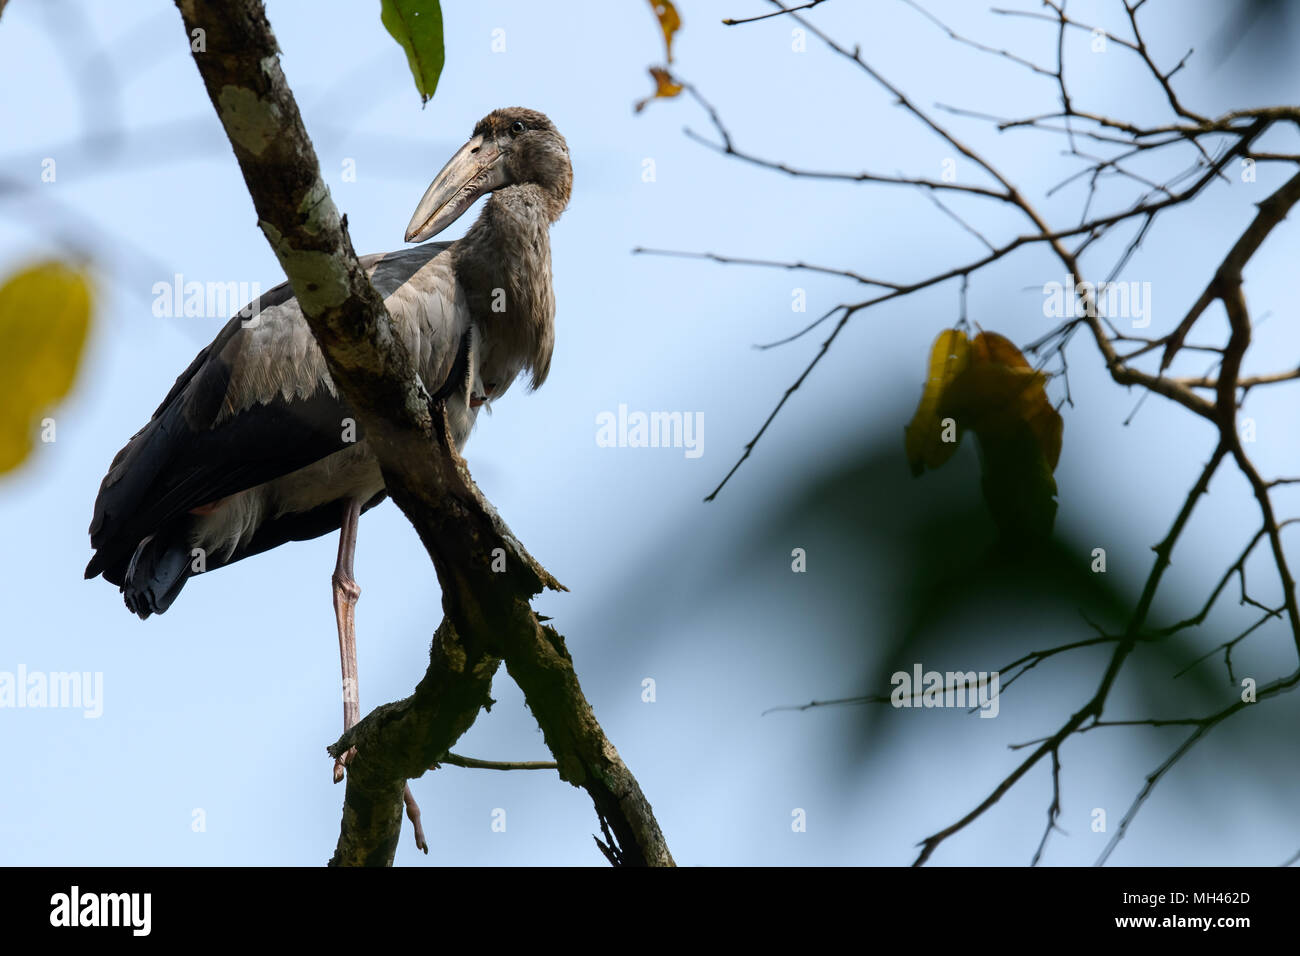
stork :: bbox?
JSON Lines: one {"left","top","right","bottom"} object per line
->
{"left": 85, "top": 107, "right": 572, "bottom": 853}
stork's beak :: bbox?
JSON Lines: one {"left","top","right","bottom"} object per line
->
{"left": 405, "top": 134, "right": 508, "bottom": 242}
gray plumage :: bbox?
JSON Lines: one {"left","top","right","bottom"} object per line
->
{"left": 86, "top": 107, "right": 572, "bottom": 617}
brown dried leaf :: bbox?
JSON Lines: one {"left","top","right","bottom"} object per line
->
{"left": 647, "top": 0, "right": 682, "bottom": 62}
{"left": 634, "top": 67, "right": 684, "bottom": 113}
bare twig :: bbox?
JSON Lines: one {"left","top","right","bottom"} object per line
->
{"left": 439, "top": 753, "right": 559, "bottom": 771}
{"left": 722, "top": 0, "right": 826, "bottom": 26}
{"left": 648, "top": 0, "right": 1300, "bottom": 865}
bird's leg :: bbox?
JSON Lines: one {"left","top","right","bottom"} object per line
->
{"left": 330, "top": 497, "right": 428, "bottom": 854}
{"left": 403, "top": 787, "right": 426, "bottom": 852}
{"left": 331, "top": 497, "right": 362, "bottom": 782}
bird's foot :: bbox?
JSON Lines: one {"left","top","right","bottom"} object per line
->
{"left": 404, "top": 784, "right": 428, "bottom": 854}
{"left": 333, "top": 750, "right": 427, "bottom": 854}
{"left": 332, "top": 745, "right": 356, "bottom": 784}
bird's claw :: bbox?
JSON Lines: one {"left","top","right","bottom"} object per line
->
{"left": 404, "top": 784, "right": 428, "bottom": 854}
{"left": 333, "top": 749, "right": 426, "bottom": 853}
{"left": 332, "top": 745, "right": 356, "bottom": 784}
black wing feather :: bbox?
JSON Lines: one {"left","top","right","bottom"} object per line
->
{"left": 87, "top": 244, "right": 468, "bottom": 593}
{"left": 85, "top": 286, "right": 356, "bottom": 584}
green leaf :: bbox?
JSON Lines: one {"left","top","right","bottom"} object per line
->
{"left": 381, "top": 0, "right": 445, "bottom": 106}
{"left": 975, "top": 425, "right": 1059, "bottom": 544}
{"left": 942, "top": 331, "right": 1062, "bottom": 470}
{"left": 0, "top": 261, "right": 93, "bottom": 475}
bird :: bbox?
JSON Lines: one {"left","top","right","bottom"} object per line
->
{"left": 84, "top": 107, "right": 572, "bottom": 849}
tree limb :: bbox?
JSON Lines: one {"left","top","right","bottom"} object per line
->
{"left": 174, "top": 0, "right": 672, "bottom": 867}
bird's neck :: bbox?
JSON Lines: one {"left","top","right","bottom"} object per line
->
{"left": 454, "top": 184, "right": 558, "bottom": 390}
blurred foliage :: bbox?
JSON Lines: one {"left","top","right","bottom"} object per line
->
{"left": 764, "top": 440, "right": 1131, "bottom": 690}
{"left": 1209, "top": 0, "right": 1296, "bottom": 68}
{"left": 741, "top": 435, "right": 1291, "bottom": 767}
{"left": 609, "top": 423, "right": 1291, "bottom": 780}
{"left": 0, "top": 261, "right": 92, "bottom": 476}
{"left": 906, "top": 329, "right": 1063, "bottom": 543}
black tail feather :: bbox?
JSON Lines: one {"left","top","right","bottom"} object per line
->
{"left": 122, "top": 529, "right": 195, "bottom": 619}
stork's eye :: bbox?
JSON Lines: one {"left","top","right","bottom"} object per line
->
{"left": 509, "top": 120, "right": 526, "bottom": 135}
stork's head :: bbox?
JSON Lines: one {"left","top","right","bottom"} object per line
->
{"left": 405, "top": 107, "right": 572, "bottom": 243}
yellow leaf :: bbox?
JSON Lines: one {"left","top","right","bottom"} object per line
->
{"left": 907, "top": 328, "right": 1064, "bottom": 541}
{"left": 634, "top": 67, "right": 685, "bottom": 113}
{"left": 943, "top": 332, "right": 1061, "bottom": 470}
{"left": 904, "top": 328, "right": 970, "bottom": 476}
{"left": 0, "top": 262, "right": 93, "bottom": 475}
{"left": 971, "top": 330, "right": 1031, "bottom": 370}
{"left": 647, "top": 0, "right": 682, "bottom": 62}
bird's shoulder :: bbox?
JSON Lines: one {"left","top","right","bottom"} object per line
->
{"left": 359, "top": 243, "right": 457, "bottom": 299}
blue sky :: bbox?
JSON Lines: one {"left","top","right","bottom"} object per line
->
{"left": 2, "top": 0, "right": 1299, "bottom": 866}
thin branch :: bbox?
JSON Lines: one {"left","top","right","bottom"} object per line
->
{"left": 631, "top": 246, "right": 900, "bottom": 289}
{"left": 1030, "top": 748, "right": 1064, "bottom": 866}
{"left": 1096, "top": 666, "right": 1300, "bottom": 864}
{"left": 681, "top": 126, "right": 1011, "bottom": 200}
{"left": 902, "top": 0, "right": 1055, "bottom": 78}
{"left": 1161, "top": 168, "right": 1300, "bottom": 371}
{"left": 1174, "top": 367, "right": 1300, "bottom": 391}
{"left": 722, "top": 0, "right": 826, "bottom": 26}
{"left": 912, "top": 443, "right": 1228, "bottom": 865}
{"left": 440, "top": 753, "right": 559, "bottom": 771}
